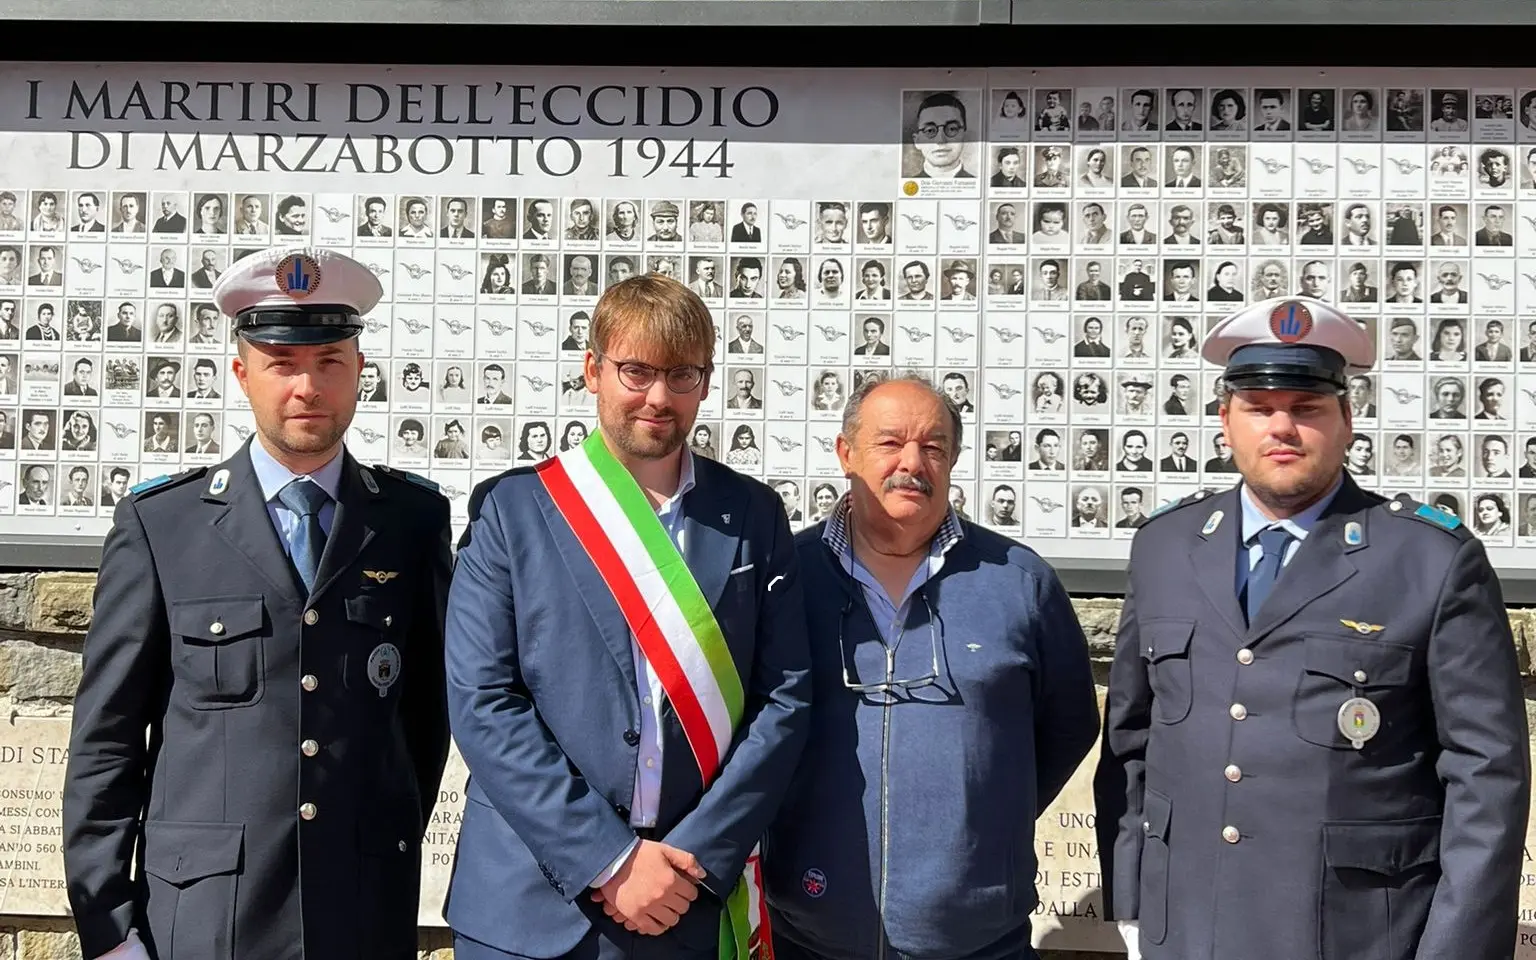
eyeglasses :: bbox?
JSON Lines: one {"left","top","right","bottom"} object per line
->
{"left": 838, "top": 591, "right": 943, "bottom": 705}
{"left": 596, "top": 354, "right": 711, "bottom": 394}
{"left": 914, "top": 121, "right": 965, "bottom": 142}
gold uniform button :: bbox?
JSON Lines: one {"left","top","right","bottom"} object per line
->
{"left": 301, "top": 739, "right": 319, "bottom": 757}
{"left": 209, "top": 621, "right": 225, "bottom": 635}
{"left": 1353, "top": 669, "right": 1367, "bottom": 683}
{"left": 301, "top": 674, "right": 318, "bottom": 692}
{"left": 1224, "top": 764, "right": 1243, "bottom": 782}
{"left": 1229, "top": 703, "right": 1248, "bottom": 721}
{"left": 1236, "top": 648, "right": 1254, "bottom": 665}
{"left": 299, "top": 802, "right": 317, "bottom": 821}
{"left": 1222, "top": 825, "right": 1240, "bottom": 844}
{"left": 303, "top": 609, "right": 319, "bottom": 626}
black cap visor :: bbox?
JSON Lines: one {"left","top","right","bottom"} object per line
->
{"left": 234, "top": 309, "right": 364, "bottom": 346}
{"left": 1223, "top": 362, "right": 1345, "bottom": 395}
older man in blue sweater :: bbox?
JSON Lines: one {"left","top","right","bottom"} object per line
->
{"left": 761, "top": 373, "right": 1099, "bottom": 960}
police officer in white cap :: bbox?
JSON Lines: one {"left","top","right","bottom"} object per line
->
{"left": 1094, "top": 296, "right": 1530, "bottom": 960}
{"left": 63, "top": 246, "right": 453, "bottom": 960}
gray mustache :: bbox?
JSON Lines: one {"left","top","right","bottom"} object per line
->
{"left": 884, "top": 473, "right": 933, "bottom": 496}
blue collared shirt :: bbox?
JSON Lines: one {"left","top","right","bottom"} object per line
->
{"left": 248, "top": 438, "right": 345, "bottom": 560}
{"left": 822, "top": 491, "right": 964, "bottom": 641}
{"left": 1234, "top": 472, "right": 1344, "bottom": 595}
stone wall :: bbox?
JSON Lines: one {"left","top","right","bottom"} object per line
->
{"left": 0, "top": 571, "right": 1529, "bottom": 960}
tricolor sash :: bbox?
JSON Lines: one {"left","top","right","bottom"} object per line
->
{"left": 536, "top": 430, "right": 773, "bottom": 960}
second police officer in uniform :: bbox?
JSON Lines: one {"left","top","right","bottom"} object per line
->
{"left": 61, "top": 246, "right": 454, "bottom": 960}
{"left": 1094, "top": 295, "right": 1531, "bottom": 960}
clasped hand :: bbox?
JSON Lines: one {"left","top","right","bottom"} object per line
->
{"left": 590, "top": 839, "right": 707, "bottom": 935}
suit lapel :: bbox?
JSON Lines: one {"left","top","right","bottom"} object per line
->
{"left": 533, "top": 486, "right": 640, "bottom": 699}
{"left": 309, "top": 453, "right": 379, "bottom": 601}
{"left": 206, "top": 439, "right": 304, "bottom": 604}
{"left": 1188, "top": 488, "right": 1247, "bottom": 639}
{"left": 1246, "top": 478, "right": 1372, "bottom": 644}
{"left": 681, "top": 462, "right": 746, "bottom": 611}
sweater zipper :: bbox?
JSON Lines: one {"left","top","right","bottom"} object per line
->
{"left": 876, "top": 644, "right": 894, "bottom": 960}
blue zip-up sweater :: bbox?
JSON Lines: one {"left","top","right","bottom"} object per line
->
{"left": 762, "top": 518, "right": 1100, "bottom": 960}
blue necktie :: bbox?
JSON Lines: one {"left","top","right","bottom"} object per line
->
{"left": 1244, "top": 528, "right": 1294, "bottom": 624}
{"left": 278, "top": 479, "right": 330, "bottom": 594}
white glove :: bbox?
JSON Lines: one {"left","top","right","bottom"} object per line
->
{"left": 93, "top": 929, "right": 151, "bottom": 960}
{"left": 1118, "top": 920, "right": 1141, "bottom": 960}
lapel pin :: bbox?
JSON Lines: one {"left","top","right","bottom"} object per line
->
{"left": 208, "top": 469, "right": 229, "bottom": 496}
{"left": 363, "top": 570, "right": 400, "bottom": 584}
{"left": 722, "top": 513, "right": 731, "bottom": 523}
{"left": 360, "top": 468, "right": 379, "bottom": 494}
{"left": 1340, "top": 619, "right": 1384, "bottom": 635}
{"left": 1344, "top": 521, "right": 1363, "bottom": 546}
{"left": 1202, "top": 510, "right": 1224, "bottom": 535}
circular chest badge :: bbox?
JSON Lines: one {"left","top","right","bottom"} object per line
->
{"left": 367, "top": 642, "right": 402, "bottom": 698}
{"left": 275, "top": 252, "right": 322, "bottom": 299}
{"left": 1269, "top": 300, "right": 1313, "bottom": 343}
{"left": 801, "top": 868, "right": 827, "bottom": 898}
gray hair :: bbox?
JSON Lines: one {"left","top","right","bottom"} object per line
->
{"left": 840, "top": 371, "right": 964, "bottom": 464}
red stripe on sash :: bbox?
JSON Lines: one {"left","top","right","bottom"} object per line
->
{"left": 536, "top": 456, "right": 722, "bottom": 785}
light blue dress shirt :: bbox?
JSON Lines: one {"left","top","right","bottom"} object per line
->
{"left": 1234, "top": 473, "right": 1343, "bottom": 595}
{"left": 822, "top": 493, "right": 964, "bottom": 643}
{"left": 248, "top": 438, "right": 345, "bottom": 559}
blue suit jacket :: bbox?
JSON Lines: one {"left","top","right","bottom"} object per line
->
{"left": 442, "top": 453, "right": 812, "bottom": 957}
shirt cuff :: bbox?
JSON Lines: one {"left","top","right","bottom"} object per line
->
{"left": 589, "top": 836, "right": 641, "bottom": 889}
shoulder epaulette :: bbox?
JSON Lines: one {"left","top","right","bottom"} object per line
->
{"left": 1384, "top": 494, "right": 1474, "bottom": 540}
{"left": 1144, "top": 487, "right": 1218, "bottom": 524}
{"left": 372, "top": 463, "right": 443, "bottom": 496}
{"left": 130, "top": 466, "right": 206, "bottom": 499}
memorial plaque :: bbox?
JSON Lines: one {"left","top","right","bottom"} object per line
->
{"left": 419, "top": 742, "right": 469, "bottom": 927}
{"left": 0, "top": 714, "right": 72, "bottom": 917}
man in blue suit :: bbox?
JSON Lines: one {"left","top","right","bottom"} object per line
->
{"left": 444, "top": 272, "right": 812, "bottom": 959}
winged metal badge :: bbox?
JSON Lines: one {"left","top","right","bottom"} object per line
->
{"left": 1340, "top": 619, "right": 1384, "bottom": 635}
{"left": 363, "top": 570, "right": 400, "bottom": 584}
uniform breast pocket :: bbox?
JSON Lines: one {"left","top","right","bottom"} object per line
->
{"left": 345, "top": 596, "right": 403, "bottom": 699}
{"left": 1139, "top": 619, "right": 1195, "bottom": 724}
{"left": 168, "top": 597, "right": 267, "bottom": 710}
{"left": 1293, "top": 635, "right": 1415, "bottom": 748}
